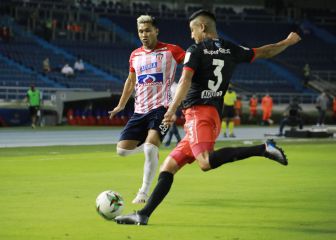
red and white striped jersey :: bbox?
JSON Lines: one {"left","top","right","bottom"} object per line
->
{"left": 129, "top": 42, "right": 185, "bottom": 114}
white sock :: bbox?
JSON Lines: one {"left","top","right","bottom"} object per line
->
{"left": 116, "top": 144, "right": 144, "bottom": 156}
{"left": 139, "top": 143, "right": 159, "bottom": 195}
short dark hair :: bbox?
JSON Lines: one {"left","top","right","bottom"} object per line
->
{"left": 189, "top": 9, "right": 216, "bottom": 23}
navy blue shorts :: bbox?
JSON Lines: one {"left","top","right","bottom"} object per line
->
{"left": 119, "top": 106, "right": 169, "bottom": 145}
{"left": 222, "top": 105, "right": 235, "bottom": 119}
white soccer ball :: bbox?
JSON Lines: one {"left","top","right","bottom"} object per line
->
{"left": 96, "top": 190, "right": 124, "bottom": 220}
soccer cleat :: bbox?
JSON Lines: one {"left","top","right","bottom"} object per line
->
{"left": 115, "top": 212, "right": 149, "bottom": 225}
{"left": 132, "top": 190, "right": 148, "bottom": 204}
{"left": 229, "top": 133, "right": 236, "bottom": 138}
{"left": 264, "top": 139, "right": 288, "bottom": 166}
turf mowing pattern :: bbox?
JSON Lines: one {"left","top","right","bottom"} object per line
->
{"left": 0, "top": 140, "right": 335, "bottom": 240}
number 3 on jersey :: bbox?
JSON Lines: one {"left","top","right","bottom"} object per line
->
{"left": 208, "top": 59, "right": 224, "bottom": 92}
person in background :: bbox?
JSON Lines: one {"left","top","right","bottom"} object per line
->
{"left": 277, "top": 97, "right": 303, "bottom": 136}
{"left": 249, "top": 94, "right": 258, "bottom": 121}
{"left": 25, "top": 85, "right": 41, "bottom": 128}
{"left": 303, "top": 63, "right": 310, "bottom": 86}
{"left": 43, "top": 57, "right": 51, "bottom": 73}
{"left": 61, "top": 63, "right": 75, "bottom": 77}
{"left": 164, "top": 81, "right": 182, "bottom": 147}
{"left": 234, "top": 95, "right": 242, "bottom": 124}
{"left": 74, "top": 58, "right": 85, "bottom": 72}
{"left": 0, "top": 25, "right": 11, "bottom": 43}
{"left": 261, "top": 93, "right": 273, "bottom": 125}
{"left": 333, "top": 96, "right": 336, "bottom": 123}
{"left": 222, "top": 86, "right": 237, "bottom": 137}
{"left": 315, "top": 91, "right": 329, "bottom": 127}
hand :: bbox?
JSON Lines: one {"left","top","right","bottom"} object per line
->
{"left": 286, "top": 32, "right": 301, "bottom": 46}
{"left": 162, "top": 109, "right": 176, "bottom": 126}
{"left": 108, "top": 106, "right": 124, "bottom": 119}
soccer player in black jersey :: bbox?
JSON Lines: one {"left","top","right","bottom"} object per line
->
{"left": 115, "top": 9, "right": 301, "bottom": 225}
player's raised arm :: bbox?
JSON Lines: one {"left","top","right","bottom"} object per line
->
{"left": 108, "top": 72, "right": 136, "bottom": 119}
{"left": 163, "top": 70, "right": 193, "bottom": 125}
{"left": 253, "top": 32, "right": 301, "bottom": 60}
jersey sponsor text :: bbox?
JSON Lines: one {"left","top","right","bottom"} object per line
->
{"left": 201, "top": 90, "right": 223, "bottom": 99}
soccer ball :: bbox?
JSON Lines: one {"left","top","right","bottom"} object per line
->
{"left": 96, "top": 190, "right": 124, "bottom": 220}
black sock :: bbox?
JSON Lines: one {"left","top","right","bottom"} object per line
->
{"left": 209, "top": 144, "right": 265, "bottom": 169}
{"left": 138, "top": 171, "right": 174, "bottom": 217}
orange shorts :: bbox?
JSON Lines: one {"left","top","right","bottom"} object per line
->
{"left": 169, "top": 105, "right": 221, "bottom": 166}
{"left": 262, "top": 110, "right": 272, "bottom": 121}
{"left": 250, "top": 108, "right": 257, "bottom": 116}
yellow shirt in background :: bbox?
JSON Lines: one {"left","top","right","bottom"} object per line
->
{"left": 224, "top": 91, "right": 237, "bottom": 106}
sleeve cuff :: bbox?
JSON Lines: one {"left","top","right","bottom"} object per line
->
{"left": 183, "top": 66, "right": 194, "bottom": 72}
{"left": 250, "top": 48, "right": 256, "bottom": 63}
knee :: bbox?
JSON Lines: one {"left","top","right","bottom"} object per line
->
{"left": 116, "top": 147, "right": 130, "bottom": 156}
{"left": 198, "top": 159, "right": 211, "bottom": 172}
{"left": 160, "top": 156, "right": 180, "bottom": 174}
{"left": 144, "top": 142, "right": 158, "bottom": 154}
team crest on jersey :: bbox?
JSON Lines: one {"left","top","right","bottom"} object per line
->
{"left": 156, "top": 53, "right": 163, "bottom": 61}
{"left": 214, "top": 41, "right": 222, "bottom": 48}
{"left": 137, "top": 73, "right": 163, "bottom": 86}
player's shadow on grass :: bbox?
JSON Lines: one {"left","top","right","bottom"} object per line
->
{"left": 163, "top": 222, "right": 336, "bottom": 235}
{"left": 181, "top": 198, "right": 324, "bottom": 211}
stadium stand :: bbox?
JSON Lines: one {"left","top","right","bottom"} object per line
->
{"left": 0, "top": 0, "right": 335, "bottom": 110}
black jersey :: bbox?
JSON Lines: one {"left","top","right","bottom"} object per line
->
{"left": 182, "top": 38, "right": 255, "bottom": 116}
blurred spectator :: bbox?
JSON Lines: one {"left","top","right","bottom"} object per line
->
{"left": 233, "top": 95, "right": 242, "bottom": 126}
{"left": 43, "top": 57, "right": 51, "bottom": 73}
{"left": 234, "top": 95, "right": 242, "bottom": 118}
{"left": 333, "top": 96, "right": 336, "bottom": 123}
{"left": 0, "top": 25, "right": 11, "bottom": 43}
{"left": 24, "top": 85, "right": 41, "bottom": 128}
{"left": 222, "top": 86, "right": 237, "bottom": 137}
{"left": 61, "top": 63, "right": 75, "bottom": 77}
{"left": 316, "top": 92, "right": 329, "bottom": 126}
{"left": 44, "top": 19, "right": 53, "bottom": 41}
{"left": 67, "top": 22, "right": 82, "bottom": 33}
{"left": 261, "top": 93, "right": 273, "bottom": 125}
{"left": 164, "top": 82, "right": 181, "bottom": 146}
{"left": 67, "top": 108, "right": 76, "bottom": 125}
{"left": 277, "top": 97, "right": 303, "bottom": 136}
{"left": 249, "top": 94, "right": 258, "bottom": 121}
{"left": 303, "top": 63, "right": 310, "bottom": 86}
{"left": 74, "top": 58, "right": 85, "bottom": 72}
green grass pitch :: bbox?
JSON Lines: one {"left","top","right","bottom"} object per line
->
{"left": 0, "top": 140, "right": 335, "bottom": 240}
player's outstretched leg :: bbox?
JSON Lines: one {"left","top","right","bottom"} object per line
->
{"left": 264, "top": 139, "right": 288, "bottom": 165}
{"left": 116, "top": 171, "right": 174, "bottom": 225}
{"left": 115, "top": 211, "right": 149, "bottom": 225}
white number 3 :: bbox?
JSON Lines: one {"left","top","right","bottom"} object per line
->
{"left": 208, "top": 59, "right": 224, "bottom": 92}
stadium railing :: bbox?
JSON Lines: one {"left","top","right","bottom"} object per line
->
{"left": 0, "top": 86, "right": 318, "bottom": 105}
{"left": 0, "top": 86, "right": 91, "bottom": 102}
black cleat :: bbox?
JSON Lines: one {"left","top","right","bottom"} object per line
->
{"left": 264, "top": 139, "right": 288, "bottom": 166}
{"left": 115, "top": 212, "right": 149, "bottom": 225}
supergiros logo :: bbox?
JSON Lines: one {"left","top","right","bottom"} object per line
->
{"left": 137, "top": 73, "right": 163, "bottom": 85}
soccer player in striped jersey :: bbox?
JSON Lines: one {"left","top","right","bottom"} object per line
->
{"left": 109, "top": 15, "right": 185, "bottom": 204}
{"left": 115, "top": 9, "right": 301, "bottom": 225}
